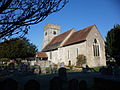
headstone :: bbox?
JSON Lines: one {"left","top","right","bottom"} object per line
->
{"left": 106, "top": 65, "right": 113, "bottom": 75}
{"left": 99, "top": 67, "right": 107, "bottom": 75}
{"left": 1, "top": 78, "right": 18, "bottom": 90}
{"left": 68, "top": 79, "right": 79, "bottom": 90}
{"left": 113, "top": 64, "right": 120, "bottom": 76}
{"left": 58, "top": 67, "right": 67, "bottom": 81}
{"left": 24, "top": 79, "right": 40, "bottom": 90}
{"left": 49, "top": 76, "right": 62, "bottom": 90}
{"left": 34, "top": 66, "right": 41, "bottom": 74}
{"left": 79, "top": 80, "right": 87, "bottom": 90}
{"left": 82, "top": 64, "right": 87, "bottom": 73}
{"left": 8, "top": 62, "right": 15, "bottom": 71}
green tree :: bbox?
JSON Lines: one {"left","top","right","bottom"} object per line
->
{"left": 0, "top": 0, "right": 68, "bottom": 39}
{"left": 76, "top": 54, "right": 86, "bottom": 66}
{"left": 0, "top": 38, "right": 37, "bottom": 60}
{"left": 106, "top": 24, "right": 120, "bottom": 65}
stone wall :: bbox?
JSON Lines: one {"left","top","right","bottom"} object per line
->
{"left": 44, "top": 26, "right": 106, "bottom": 67}
{"left": 59, "top": 42, "right": 87, "bottom": 66}
{"left": 46, "top": 50, "right": 59, "bottom": 64}
{"left": 86, "top": 26, "right": 106, "bottom": 67}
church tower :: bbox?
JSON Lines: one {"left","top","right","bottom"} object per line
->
{"left": 42, "top": 23, "right": 60, "bottom": 49}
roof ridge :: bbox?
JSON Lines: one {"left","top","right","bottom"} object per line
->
{"left": 77, "top": 24, "right": 95, "bottom": 32}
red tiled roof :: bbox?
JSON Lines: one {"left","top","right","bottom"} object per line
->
{"left": 36, "top": 52, "right": 48, "bottom": 58}
{"left": 63, "top": 25, "right": 95, "bottom": 46}
{"left": 42, "top": 29, "right": 73, "bottom": 51}
{"left": 42, "top": 25, "right": 95, "bottom": 51}
{"left": 49, "top": 29, "right": 73, "bottom": 45}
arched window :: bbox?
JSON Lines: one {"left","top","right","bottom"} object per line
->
{"left": 93, "top": 39, "right": 100, "bottom": 57}
{"left": 68, "top": 60, "right": 71, "bottom": 66}
{"left": 45, "top": 32, "right": 47, "bottom": 36}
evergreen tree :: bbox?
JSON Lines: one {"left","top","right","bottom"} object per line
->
{"left": 0, "top": 38, "right": 37, "bottom": 60}
{"left": 106, "top": 24, "right": 120, "bottom": 65}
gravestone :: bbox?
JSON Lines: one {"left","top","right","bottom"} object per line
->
{"left": 79, "top": 80, "right": 87, "bottom": 90}
{"left": 106, "top": 65, "right": 113, "bottom": 75}
{"left": 34, "top": 66, "right": 41, "bottom": 74}
{"left": 1, "top": 78, "right": 18, "bottom": 90}
{"left": 113, "top": 64, "right": 120, "bottom": 76}
{"left": 8, "top": 62, "right": 15, "bottom": 71}
{"left": 24, "top": 79, "right": 40, "bottom": 90}
{"left": 68, "top": 79, "right": 79, "bottom": 90}
{"left": 82, "top": 64, "right": 87, "bottom": 73}
{"left": 99, "top": 67, "right": 107, "bottom": 75}
{"left": 49, "top": 76, "right": 62, "bottom": 90}
{"left": 58, "top": 67, "right": 67, "bottom": 81}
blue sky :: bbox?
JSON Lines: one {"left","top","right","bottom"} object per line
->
{"left": 26, "top": 0, "right": 120, "bottom": 51}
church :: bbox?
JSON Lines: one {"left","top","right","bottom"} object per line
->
{"left": 36, "top": 23, "right": 106, "bottom": 67}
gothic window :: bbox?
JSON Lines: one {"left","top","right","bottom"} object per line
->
{"left": 93, "top": 39, "right": 100, "bottom": 57}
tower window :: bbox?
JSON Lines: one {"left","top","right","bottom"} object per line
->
{"left": 45, "top": 32, "right": 47, "bottom": 36}
{"left": 53, "top": 31, "right": 56, "bottom": 35}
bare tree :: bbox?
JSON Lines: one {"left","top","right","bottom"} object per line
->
{"left": 0, "top": 0, "right": 68, "bottom": 39}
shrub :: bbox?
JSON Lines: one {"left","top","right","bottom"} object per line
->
{"left": 46, "top": 67, "right": 51, "bottom": 73}
{"left": 0, "top": 58, "right": 10, "bottom": 62}
{"left": 93, "top": 67, "right": 101, "bottom": 72}
{"left": 76, "top": 54, "right": 86, "bottom": 66}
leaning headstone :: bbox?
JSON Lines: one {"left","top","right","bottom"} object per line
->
{"left": 68, "top": 79, "right": 79, "bottom": 90}
{"left": 79, "top": 80, "right": 87, "bottom": 90}
{"left": 58, "top": 67, "right": 67, "bottom": 81}
{"left": 1, "top": 78, "right": 18, "bottom": 90}
{"left": 49, "top": 76, "right": 62, "bottom": 90}
{"left": 24, "top": 79, "right": 40, "bottom": 90}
